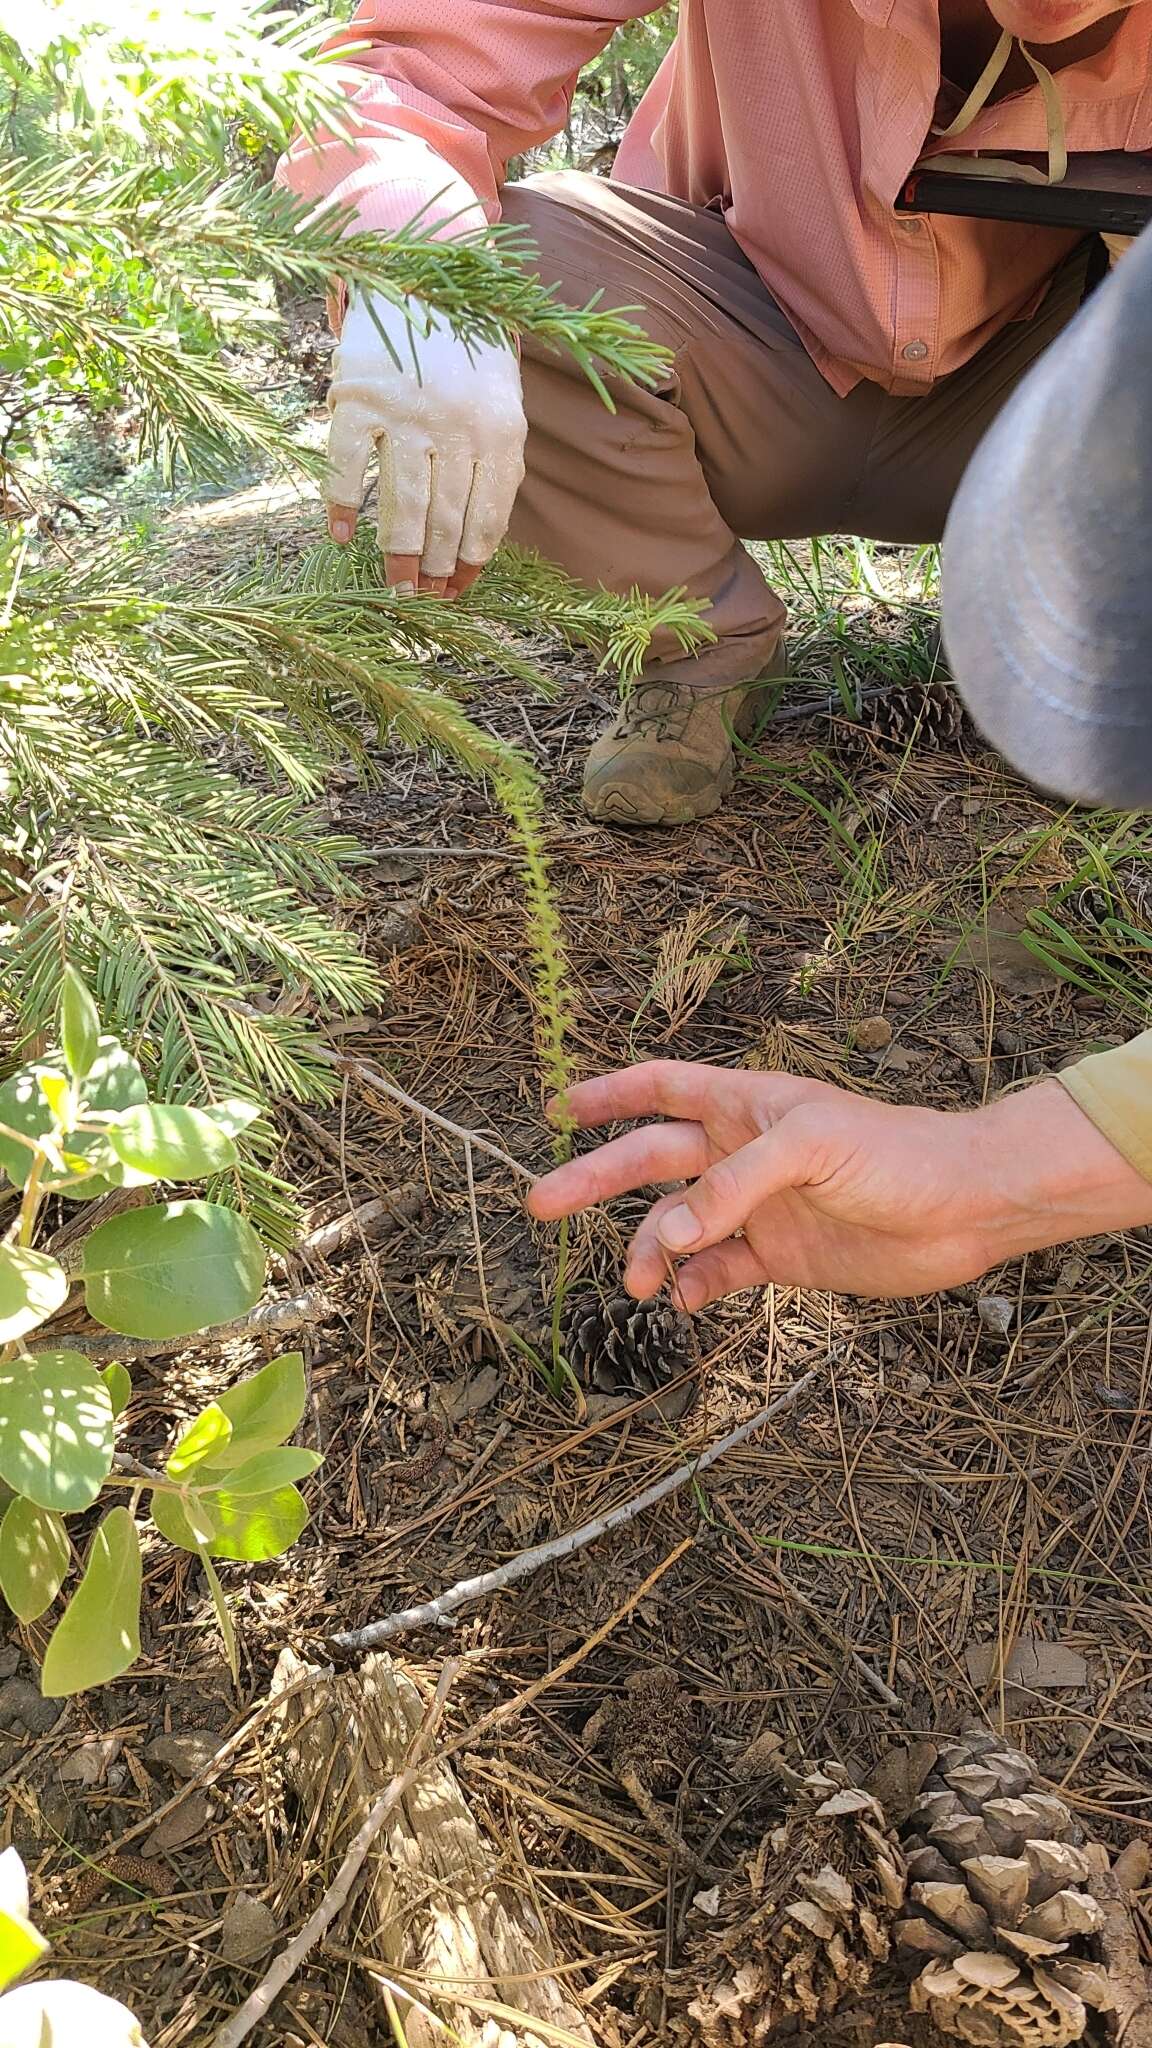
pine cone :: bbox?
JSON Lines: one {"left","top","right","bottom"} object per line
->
{"left": 677, "top": 1759, "right": 906, "bottom": 2044}
{"left": 895, "top": 1728, "right": 1113, "bottom": 2047}
{"left": 565, "top": 1294, "right": 697, "bottom": 1420}
{"left": 847, "top": 679, "right": 967, "bottom": 752}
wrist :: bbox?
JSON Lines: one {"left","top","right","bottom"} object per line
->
{"left": 967, "top": 1079, "right": 1152, "bottom": 1264}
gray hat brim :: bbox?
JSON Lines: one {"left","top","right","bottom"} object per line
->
{"left": 942, "top": 224, "right": 1152, "bottom": 810}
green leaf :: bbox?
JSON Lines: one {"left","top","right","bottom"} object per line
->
{"left": 38, "top": 1072, "right": 73, "bottom": 1127}
{"left": 100, "top": 1362, "right": 132, "bottom": 1419}
{"left": 200, "top": 1550, "right": 238, "bottom": 1684}
{"left": 202, "top": 1099, "right": 262, "bottom": 1139}
{"left": 80, "top": 1199, "right": 265, "bottom": 1339}
{"left": 166, "top": 1403, "right": 232, "bottom": 1479}
{"left": 0, "top": 1353, "right": 115, "bottom": 1512}
{"left": 151, "top": 1485, "right": 217, "bottom": 1553}
{"left": 0, "top": 1905, "right": 46, "bottom": 1995}
{"left": 108, "top": 1103, "right": 239, "bottom": 1182}
{"left": 207, "top": 1447, "right": 321, "bottom": 1496}
{"left": 0, "top": 1040, "right": 147, "bottom": 1193}
{"left": 201, "top": 1483, "right": 309, "bottom": 1563}
{"left": 0, "top": 1245, "right": 68, "bottom": 1343}
{"left": 41, "top": 1508, "right": 142, "bottom": 1697}
{"left": 197, "top": 1352, "right": 305, "bottom": 1471}
{"left": 0, "top": 1499, "right": 70, "bottom": 1623}
{"left": 61, "top": 966, "right": 101, "bottom": 1084}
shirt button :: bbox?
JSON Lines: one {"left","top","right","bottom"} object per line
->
{"left": 899, "top": 217, "right": 923, "bottom": 233}
{"left": 902, "top": 339, "right": 929, "bottom": 361}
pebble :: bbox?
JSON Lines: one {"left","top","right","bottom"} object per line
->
{"left": 977, "top": 1295, "right": 1015, "bottom": 1337}
{"left": 854, "top": 1015, "right": 892, "bottom": 1053}
{"left": 144, "top": 1731, "right": 220, "bottom": 1781}
{"left": 220, "top": 1893, "right": 278, "bottom": 1963}
{"left": 143, "top": 1789, "right": 211, "bottom": 1854}
{"left": 0, "top": 1678, "right": 62, "bottom": 1737}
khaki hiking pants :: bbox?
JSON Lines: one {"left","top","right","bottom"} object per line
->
{"left": 502, "top": 171, "right": 1090, "bottom": 685}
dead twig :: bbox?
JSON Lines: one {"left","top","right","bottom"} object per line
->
{"left": 338, "top": 1051, "right": 537, "bottom": 1186}
{"left": 24, "top": 1289, "right": 331, "bottom": 1361}
{"left": 330, "top": 1370, "right": 820, "bottom": 1651}
{"left": 298, "top": 1188, "right": 422, "bottom": 1261}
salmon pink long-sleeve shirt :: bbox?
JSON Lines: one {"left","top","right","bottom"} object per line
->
{"left": 280, "top": 1, "right": 1152, "bottom": 394}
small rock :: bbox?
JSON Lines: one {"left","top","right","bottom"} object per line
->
{"left": 879, "top": 1044, "right": 920, "bottom": 1076}
{"left": 60, "top": 1735, "right": 122, "bottom": 1788}
{"left": 0, "top": 1678, "right": 62, "bottom": 1737}
{"left": 0, "top": 1646, "right": 20, "bottom": 1682}
{"left": 431, "top": 1364, "right": 503, "bottom": 1424}
{"left": 144, "top": 1789, "right": 211, "bottom": 1854}
{"left": 854, "top": 1015, "right": 892, "bottom": 1053}
{"left": 220, "top": 1892, "right": 278, "bottom": 1963}
{"left": 692, "top": 1885, "right": 722, "bottom": 1917}
{"left": 144, "top": 1731, "right": 220, "bottom": 1781}
{"left": 977, "top": 1295, "right": 1015, "bottom": 1337}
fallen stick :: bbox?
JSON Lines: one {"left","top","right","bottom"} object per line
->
{"left": 330, "top": 1369, "right": 820, "bottom": 1652}
{"left": 297, "top": 1185, "right": 423, "bottom": 1261}
{"left": 211, "top": 1540, "right": 692, "bottom": 2048}
{"left": 25, "top": 1289, "right": 331, "bottom": 1361}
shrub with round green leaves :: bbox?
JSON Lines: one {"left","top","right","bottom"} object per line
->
{"left": 0, "top": 966, "right": 322, "bottom": 1696}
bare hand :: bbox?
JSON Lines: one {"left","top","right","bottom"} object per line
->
{"left": 528, "top": 1063, "right": 1152, "bottom": 1304}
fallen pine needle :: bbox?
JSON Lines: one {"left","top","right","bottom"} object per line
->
{"left": 330, "top": 1370, "right": 819, "bottom": 1651}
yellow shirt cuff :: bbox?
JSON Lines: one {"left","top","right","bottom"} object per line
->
{"left": 1057, "top": 1029, "right": 1152, "bottom": 1185}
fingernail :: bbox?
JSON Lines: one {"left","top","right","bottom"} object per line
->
{"left": 658, "top": 1205, "right": 702, "bottom": 1252}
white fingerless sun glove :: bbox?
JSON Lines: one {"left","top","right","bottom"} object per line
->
{"left": 326, "top": 290, "right": 528, "bottom": 586}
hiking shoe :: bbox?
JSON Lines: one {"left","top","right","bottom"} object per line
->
{"left": 582, "top": 649, "right": 786, "bottom": 826}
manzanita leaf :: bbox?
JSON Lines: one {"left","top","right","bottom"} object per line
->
{"left": 100, "top": 1362, "right": 132, "bottom": 1419}
{"left": 0, "top": 1039, "right": 146, "bottom": 1193}
{"left": 60, "top": 966, "right": 100, "bottom": 1084}
{"left": 0, "top": 1353, "right": 114, "bottom": 1512}
{"left": 202, "top": 1483, "right": 309, "bottom": 1563}
{"left": 195, "top": 1353, "right": 305, "bottom": 1472}
{"left": 0, "top": 1245, "right": 68, "bottom": 1343}
{"left": 108, "top": 1104, "right": 238, "bottom": 1182}
{"left": 0, "top": 1498, "right": 70, "bottom": 1622}
{"left": 151, "top": 1485, "right": 218, "bottom": 1553}
{"left": 152, "top": 1481, "right": 307, "bottom": 1562}
{"left": 80, "top": 1199, "right": 265, "bottom": 1339}
{"left": 202, "top": 1099, "right": 261, "bottom": 1139}
{"left": 209, "top": 1448, "right": 321, "bottom": 1497}
{"left": 166, "top": 1403, "right": 232, "bottom": 1479}
{"left": 40, "top": 1508, "right": 141, "bottom": 1697}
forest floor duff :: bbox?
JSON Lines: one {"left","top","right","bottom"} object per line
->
{"left": 8, "top": 476, "right": 1152, "bottom": 2047}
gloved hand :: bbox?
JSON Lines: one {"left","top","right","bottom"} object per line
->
{"left": 325, "top": 289, "right": 527, "bottom": 598}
